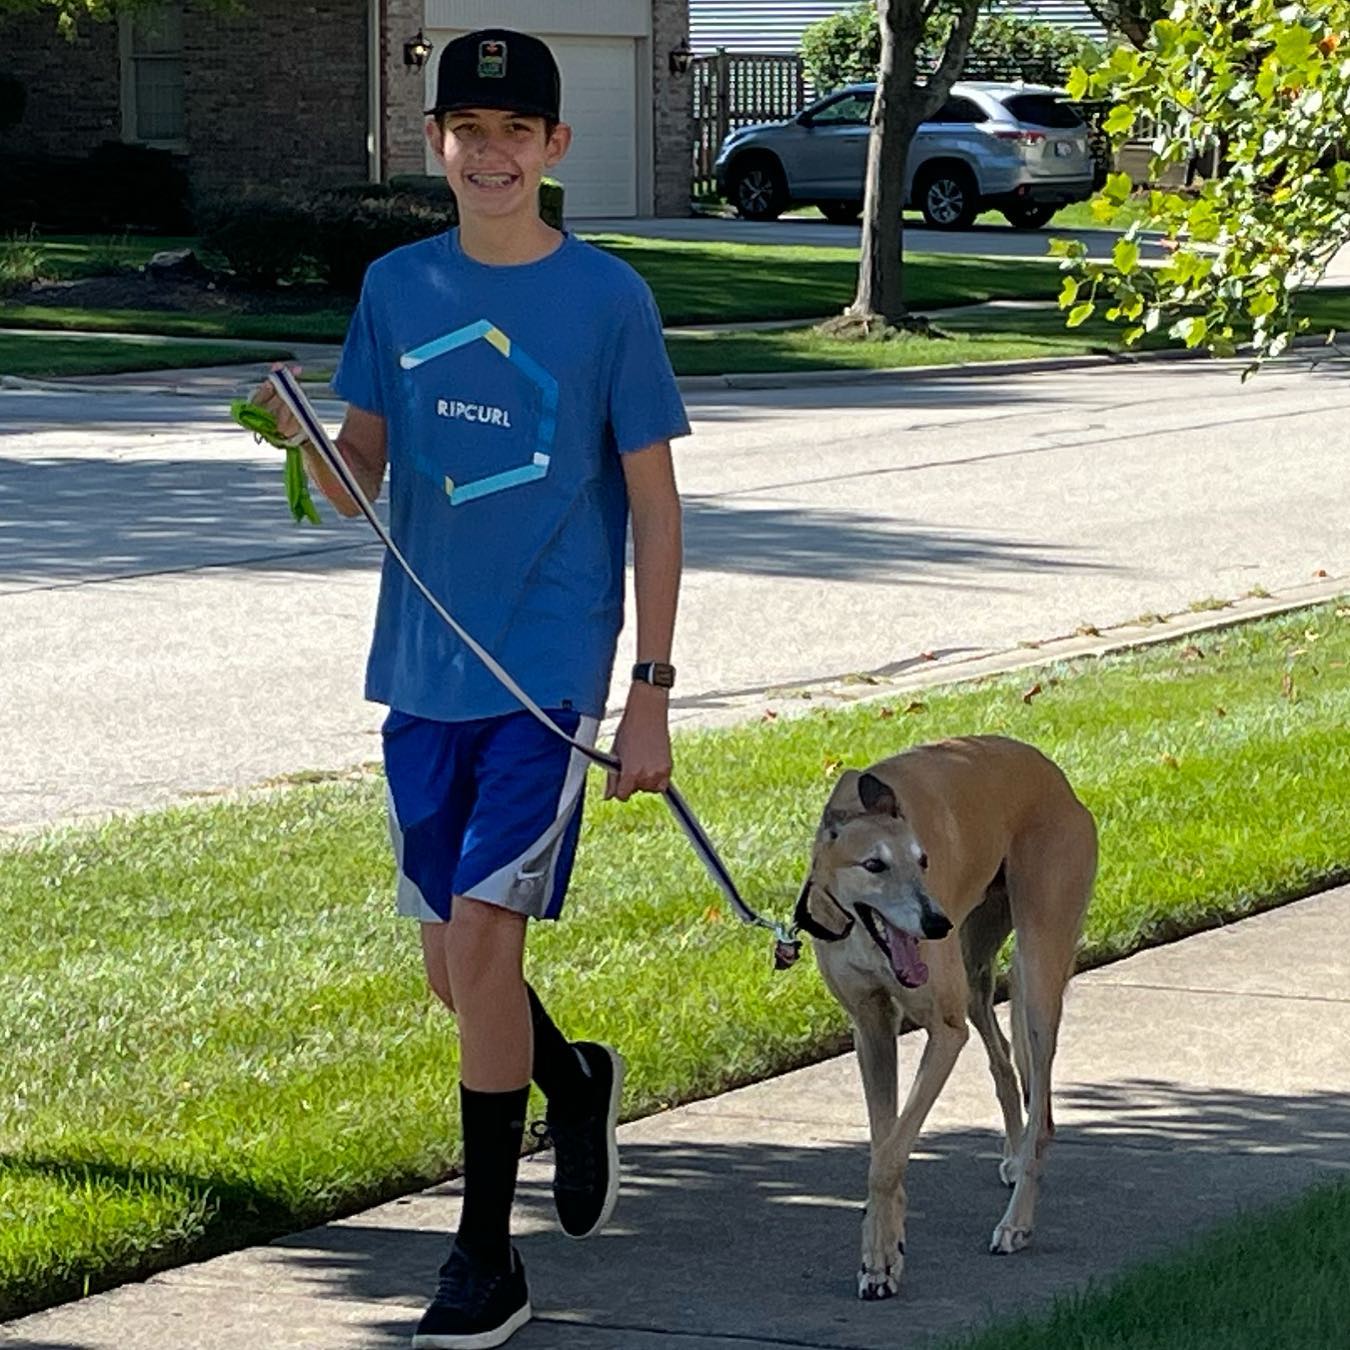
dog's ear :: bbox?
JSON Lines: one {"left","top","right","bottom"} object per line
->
{"left": 858, "top": 771, "right": 900, "bottom": 818}
{"left": 820, "top": 768, "right": 863, "bottom": 836}
{"left": 793, "top": 876, "right": 854, "bottom": 942}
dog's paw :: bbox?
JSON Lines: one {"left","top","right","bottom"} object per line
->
{"left": 989, "top": 1222, "right": 1032, "bottom": 1255}
{"left": 857, "top": 1245, "right": 904, "bottom": 1301}
{"left": 998, "top": 1156, "right": 1022, "bottom": 1189}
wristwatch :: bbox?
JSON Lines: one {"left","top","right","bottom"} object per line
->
{"left": 632, "top": 661, "right": 676, "bottom": 689}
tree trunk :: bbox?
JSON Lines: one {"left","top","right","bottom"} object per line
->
{"left": 842, "top": 0, "right": 982, "bottom": 332}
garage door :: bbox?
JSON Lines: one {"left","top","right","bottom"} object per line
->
{"left": 547, "top": 35, "right": 638, "bottom": 218}
{"left": 425, "top": 31, "right": 639, "bottom": 219}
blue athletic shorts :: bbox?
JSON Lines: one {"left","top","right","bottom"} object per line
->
{"left": 381, "top": 706, "right": 598, "bottom": 924}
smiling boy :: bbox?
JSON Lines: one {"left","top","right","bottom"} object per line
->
{"left": 255, "top": 26, "right": 688, "bottom": 1350}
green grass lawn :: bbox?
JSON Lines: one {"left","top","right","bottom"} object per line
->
{"left": 1, "top": 235, "right": 1066, "bottom": 342}
{"left": 588, "top": 236, "right": 1064, "bottom": 324}
{"left": 0, "top": 303, "right": 355, "bottom": 344}
{"left": 946, "top": 1179, "right": 1350, "bottom": 1350}
{"left": 3, "top": 603, "right": 1349, "bottom": 1319}
{"left": 0, "top": 333, "right": 293, "bottom": 378}
{"left": 665, "top": 310, "right": 1114, "bottom": 376}
{"left": 669, "top": 286, "right": 1349, "bottom": 377}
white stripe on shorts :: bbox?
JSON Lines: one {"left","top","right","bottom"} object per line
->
{"left": 390, "top": 714, "right": 599, "bottom": 923}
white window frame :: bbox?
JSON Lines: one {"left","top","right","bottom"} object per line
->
{"left": 119, "top": 9, "right": 187, "bottom": 151}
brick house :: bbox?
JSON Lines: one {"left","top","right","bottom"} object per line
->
{"left": 0, "top": 0, "right": 693, "bottom": 218}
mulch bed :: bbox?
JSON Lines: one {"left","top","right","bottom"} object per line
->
{"left": 13, "top": 271, "right": 348, "bottom": 317}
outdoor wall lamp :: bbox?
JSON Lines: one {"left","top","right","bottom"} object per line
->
{"left": 668, "top": 37, "right": 693, "bottom": 75}
{"left": 404, "top": 30, "right": 433, "bottom": 70}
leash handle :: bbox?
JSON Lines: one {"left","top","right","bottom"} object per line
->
{"left": 263, "top": 368, "right": 800, "bottom": 969}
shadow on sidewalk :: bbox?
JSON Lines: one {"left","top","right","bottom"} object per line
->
{"left": 177, "top": 1078, "right": 1350, "bottom": 1348}
{"left": 3, "top": 1077, "right": 1347, "bottom": 1346}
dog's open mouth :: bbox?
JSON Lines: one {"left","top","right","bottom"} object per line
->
{"left": 857, "top": 904, "right": 929, "bottom": 988}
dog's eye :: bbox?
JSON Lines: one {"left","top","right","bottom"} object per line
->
{"left": 861, "top": 857, "right": 888, "bottom": 874}
{"left": 918, "top": 852, "right": 929, "bottom": 871}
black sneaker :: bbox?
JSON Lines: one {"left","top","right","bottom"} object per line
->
{"left": 411, "top": 1243, "right": 530, "bottom": 1350}
{"left": 535, "top": 1041, "right": 625, "bottom": 1239}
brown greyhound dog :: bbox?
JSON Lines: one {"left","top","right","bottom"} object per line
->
{"left": 794, "top": 735, "right": 1097, "bottom": 1299}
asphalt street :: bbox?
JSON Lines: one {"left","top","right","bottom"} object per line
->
{"left": 3, "top": 351, "right": 1348, "bottom": 831}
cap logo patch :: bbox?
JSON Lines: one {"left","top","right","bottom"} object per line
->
{"left": 477, "top": 39, "right": 507, "bottom": 78}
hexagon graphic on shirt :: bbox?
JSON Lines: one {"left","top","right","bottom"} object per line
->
{"left": 399, "top": 320, "right": 557, "bottom": 506}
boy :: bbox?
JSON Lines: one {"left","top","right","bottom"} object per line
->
{"left": 253, "top": 27, "right": 687, "bottom": 1349}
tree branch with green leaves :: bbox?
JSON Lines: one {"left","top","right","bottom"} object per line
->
{"left": 1056, "top": 0, "right": 1350, "bottom": 371}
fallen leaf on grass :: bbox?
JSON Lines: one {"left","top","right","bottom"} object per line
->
{"left": 1160, "top": 753, "right": 1179, "bottom": 768}
{"left": 1215, "top": 706, "right": 1227, "bottom": 716}
{"left": 877, "top": 706, "right": 895, "bottom": 719}
{"left": 1282, "top": 672, "right": 1296, "bottom": 700}
{"left": 1180, "top": 644, "right": 1205, "bottom": 662}
{"left": 903, "top": 700, "right": 926, "bottom": 715}
{"left": 823, "top": 756, "right": 843, "bottom": 778}
{"left": 1022, "top": 682, "right": 1043, "bottom": 704}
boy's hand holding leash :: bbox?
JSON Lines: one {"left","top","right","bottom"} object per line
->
{"left": 606, "top": 683, "right": 672, "bottom": 802}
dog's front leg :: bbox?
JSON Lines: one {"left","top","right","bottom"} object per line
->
{"left": 859, "top": 999, "right": 970, "bottom": 1299}
{"left": 859, "top": 1154, "right": 907, "bottom": 1301}
{"left": 851, "top": 990, "right": 900, "bottom": 1150}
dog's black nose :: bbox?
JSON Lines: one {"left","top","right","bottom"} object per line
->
{"left": 922, "top": 910, "right": 953, "bottom": 940}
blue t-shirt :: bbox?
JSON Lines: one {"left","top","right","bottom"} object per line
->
{"left": 332, "top": 229, "right": 690, "bottom": 723}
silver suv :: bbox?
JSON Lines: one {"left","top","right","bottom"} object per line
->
{"left": 714, "top": 81, "right": 1096, "bottom": 230}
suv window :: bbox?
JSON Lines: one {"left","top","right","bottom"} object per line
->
{"left": 808, "top": 92, "right": 873, "bottom": 125}
{"left": 927, "top": 97, "right": 988, "bottom": 124}
{"left": 1003, "top": 94, "right": 1084, "bottom": 129}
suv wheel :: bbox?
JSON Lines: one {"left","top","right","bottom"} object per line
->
{"left": 1004, "top": 203, "right": 1056, "bottom": 230}
{"left": 917, "top": 167, "right": 978, "bottom": 230}
{"left": 729, "top": 156, "right": 788, "bottom": 221}
{"left": 819, "top": 200, "right": 862, "bottom": 225}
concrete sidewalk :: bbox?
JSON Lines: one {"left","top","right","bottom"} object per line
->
{"left": 5, "top": 885, "right": 1347, "bottom": 1350}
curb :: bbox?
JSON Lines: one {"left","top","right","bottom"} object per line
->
{"left": 648, "top": 575, "right": 1350, "bottom": 737}
{"left": 0, "top": 371, "right": 345, "bottom": 401}
{"left": 5, "top": 331, "right": 1339, "bottom": 401}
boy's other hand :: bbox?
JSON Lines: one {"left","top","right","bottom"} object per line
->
{"left": 605, "top": 685, "right": 672, "bottom": 801}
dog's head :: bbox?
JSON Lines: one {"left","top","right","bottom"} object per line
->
{"left": 795, "top": 768, "right": 952, "bottom": 989}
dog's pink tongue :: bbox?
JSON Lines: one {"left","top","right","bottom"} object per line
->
{"left": 886, "top": 926, "right": 929, "bottom": 988}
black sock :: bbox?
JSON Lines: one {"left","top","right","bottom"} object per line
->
{"left": 454, "top": 1083, "right": 529, "bottom": 1270}
{"left": 526, "top": 983, "right": 592, "bottom": 1118}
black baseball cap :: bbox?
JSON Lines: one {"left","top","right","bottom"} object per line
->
{"left": 426, "top": 28, "right": 562, "bottom": 121}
